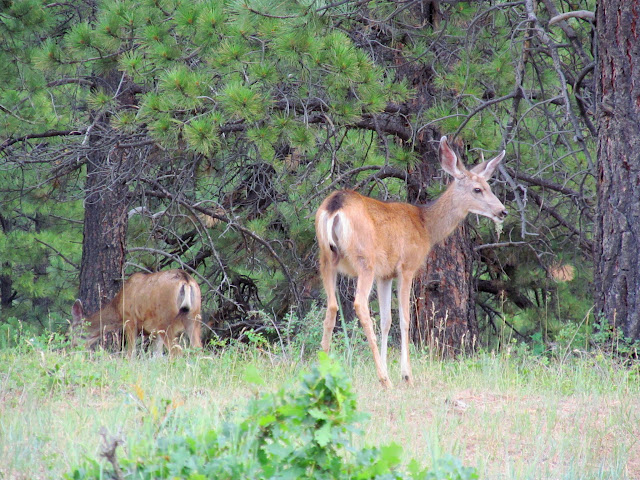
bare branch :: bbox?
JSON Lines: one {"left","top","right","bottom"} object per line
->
{"left": 548, "top": 10, "right": 595, "bottom": 27}
{"left": 0, "top": 129, "right": 86, "bottom": 154}
{"left": 506, "top": 167, "right": 585, "bottom": 201}
{"left": 34, "top": 238, "right": 79, "bottom": 270}
{"left": 527, "top": 189, "right": 593, "bottom": 254}
{"left": 474, "top": 241, "right": 528, "bottom": 251}
{"left": 47, "top": 77, "right": 96, "bottom": 88}
{"left": 98, "top": 427, "right": 124, "bottom": 480}
{"left": 477, "top": 279, "right": 534, "bottom": 309}
{"left": 0, "top": 104, "right": 36, "bottom": 125}
{"left": 141, "top": 180, "right": 302, "bottom": 308}
{"left": 453, "top": 91, "right": 519, "bottom": 139}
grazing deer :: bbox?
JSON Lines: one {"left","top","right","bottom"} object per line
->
{"left": 70, "top": 269, "right": 203, "bottom": 356}
{"left": 315, "top": 136, "right": 507, "bottom": 388}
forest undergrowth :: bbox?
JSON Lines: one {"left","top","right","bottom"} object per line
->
{"left": 1, "top": 327, "right": 639, "bottom": 480}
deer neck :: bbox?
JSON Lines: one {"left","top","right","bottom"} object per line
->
{"left": 87, "top": 301, "right": 121, "bottom": 330}
{"left": 420, "top": 185, "right": 468, "bottom": 246}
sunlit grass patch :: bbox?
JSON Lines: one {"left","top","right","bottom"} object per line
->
{"left": 0, "top": 344, "right": 639, "bottom": 479}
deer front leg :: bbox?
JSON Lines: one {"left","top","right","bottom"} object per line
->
{"left": 164, "top": 323, "right": 182, "bottom": 357}
{"left": 182, "top": 313, "right": 203, "bottom": 349}
{"left": 152, "top": 332, "right": 165, "bottom": 356}
{"left": 397, "top": 272, "right": 414, "bottom": 384}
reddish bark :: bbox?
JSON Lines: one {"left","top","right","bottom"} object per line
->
{"left": 594, "top": 0, "right": 640, "bottom": 338}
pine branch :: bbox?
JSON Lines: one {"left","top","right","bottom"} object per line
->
{"left": 34, "top": 238, "right": 79, "bottom": 270}
{"left": 0, "top": 104, "right": 36, "bottom": 125}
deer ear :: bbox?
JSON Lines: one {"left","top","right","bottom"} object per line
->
{"left": 471, "top": 150, "right": 505, "bottom": 179}
{"left": 71, "top": 299, "right": 84, "bottom": 325}
{"left": 439, "top": 136, "right": 467, "bottom": 179}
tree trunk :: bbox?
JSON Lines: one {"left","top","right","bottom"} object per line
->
{"left": 412, "top": 228, "right": 477, "bottom": 355}
{"left": 0, "top": 214, "right": 14, "bottom": 309}
{"left": 77, "top": 71, "right": 138, "bottom": 314}
{"left": 32, "top": 212, "right": 53, "bottom": 318}
{"left": 394, "top": 1, "right": 477, "bottom": 355}
{"left": 594, "top": 0, "right": 640, "bottom": 339}
{"left": 408, "top": 138, "right": 478, "bottom": 356}
{"left": 77, "top": 149, "right": 129, "bottom": 314}
{"left": 0, "top": 273, "right": 12, "bottom": 310}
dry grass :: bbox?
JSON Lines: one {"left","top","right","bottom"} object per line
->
{"left": 0, "top": 345, "right": 639, "bottom": 479}
{"left": 352, "top": 352, "right": 640, "bottom": 479}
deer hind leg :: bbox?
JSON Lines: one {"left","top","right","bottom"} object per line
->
{"left": 377, "top": 278, "right": 393, "bottom": 376}
{"left": 152, "top": 332, "right": 165, "bottom": 356}
{"left": 320, "top": 253, "right": 339, "bottom": 353}
{"left": 354, "top": 270, "right": 392, "bottom": 389}
{"left": 163, "top": 323, "right": 183, "bottom": 357}
{"left": 397, "top": 272, "right": 415, "bottom": 384}
{"left": 182, "top": 313, "right": 203, "bottom": 349}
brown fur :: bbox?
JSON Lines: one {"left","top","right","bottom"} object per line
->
{"left": 315, "top": 136, "right": 507, "bottom": 388}
{"left": 71, "top": 269, "right": 203, "bottom": 356}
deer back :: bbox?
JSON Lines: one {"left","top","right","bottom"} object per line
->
{"left": 121, "top": 269, "right": 201, "bottom": 334}
{"left": 316, "top": 190, "right": 434, "bottom": 279}
{"left": 71, "top": 269, "right": 202, "bottom": 350}
{"left": 315, "top": 137, "right": 506, "bottom": 283}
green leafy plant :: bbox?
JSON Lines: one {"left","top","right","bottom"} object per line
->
{"left": 588, "top": 316, "right": 640, "bottom": 359}
{"left": 67, "top": 353, "right": 477, "bottom": 480}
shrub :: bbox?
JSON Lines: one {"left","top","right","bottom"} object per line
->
{"left": 67, "top": 353, "right": 477, "bottom": 480}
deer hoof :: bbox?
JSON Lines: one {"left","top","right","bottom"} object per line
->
{"left": 380, "top": 377, "right": 393, "bottom": 389}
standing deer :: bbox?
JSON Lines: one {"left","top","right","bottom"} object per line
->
{"left": 70, "top": 269, "right": 203, "bottom": 356}
{"left": 315, "top": 136, "right": 507, "bottom": 388}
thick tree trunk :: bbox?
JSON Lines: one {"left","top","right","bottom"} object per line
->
{"left": 408, "top": 138, "right": 478, "bottom": 356}
{"left": 77, "top": 150, "right": 129, "bottom": 314}
{"left": 0, "top": 274, "right": 12, "bottom": 309}
{"left": 412, "top": 228, "right": 477, "bottom": 355}
{"left": 77, "top": 71, "right": 139, "bottom": 314}
{"left": 394, "top": 0, "right": 477, "bottom": 355}
{"left": 0, "top": 214, "right": 14, "bottom": 309}
{"left": 594, "top": 0, "right": 640, "bottom": 339}
{"left": 32, "top": 212, "right": 52, "bottom": 316}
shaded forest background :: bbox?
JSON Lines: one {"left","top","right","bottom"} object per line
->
{"left": 0, "top": 0, "right": 626, "bottom": 354}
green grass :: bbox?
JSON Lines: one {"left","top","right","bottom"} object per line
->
{"left": 1, "top": 342, "right": 639, "bottom": 479}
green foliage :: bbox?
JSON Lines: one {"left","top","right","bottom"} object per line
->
{"left": 0, "top": 0, "right": 407, "bottom": 341}
{"left": 0, "top": 317, "right": 39, "bottom": 350}
{"left": 421, "top": 2, "right": 597, "bottom": 344}
{"left": 1, "top": 0, "right": 601, "bottom": 355}
{"left": 0, "top": 195, "right": 82, "bottom": 326}
{"left": 556, "top": 315, "right": 640, "bottom": 360}
{"left": 67, "top": 353, "right": 477, "bottom": 480}
{"left": 282, "top": 302, "right": 329, "bottom": 355}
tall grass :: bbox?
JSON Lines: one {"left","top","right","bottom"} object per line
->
{"left": 1, "top": 340, "right": 639, "bottom": 479}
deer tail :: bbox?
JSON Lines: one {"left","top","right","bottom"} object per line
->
{"left": 317, "top": 210, "right": 351, "bottom": 260}
{"left": 177, "top": 283, "right": 193, "bottom": 313}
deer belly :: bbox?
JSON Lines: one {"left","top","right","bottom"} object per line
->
{"left": 336, "top": 257, "right": 359, "bottom": 277}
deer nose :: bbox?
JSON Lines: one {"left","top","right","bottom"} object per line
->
{"left": 500, "top": 209, "right": 508, "bottom": 219}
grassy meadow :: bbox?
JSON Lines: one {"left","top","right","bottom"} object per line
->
{"left": 1, "top": 337, "right": 639, "bottom": 479}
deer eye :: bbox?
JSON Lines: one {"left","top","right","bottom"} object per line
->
{"left": 473, "top": 187, "right": 482, "bottom": 194}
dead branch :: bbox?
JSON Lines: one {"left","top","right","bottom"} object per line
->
{"left": 141, "top": 180, "right": 302, "bottom": 308}
{"left": 477, "top": 279, "right": 534, "bottom": 309}
{"left": 548, "top": 10, "right": 595, "bottom": 27}
{"left": 0, "top": 129, "right": 86, "bottom": 154}
{"left": 34, "top": 238, "right": 79, "bottom": 270}
{"left": 98, "top": 427, "right": 124, "bottom": 480}
{"left": 527, "top": 189, "right": 593, "bottom": 254}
